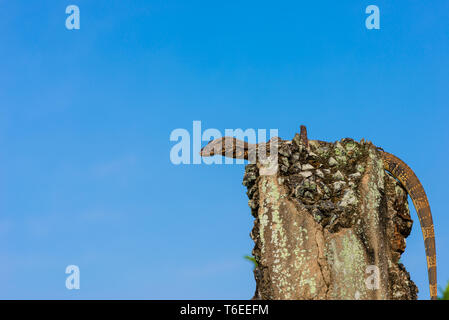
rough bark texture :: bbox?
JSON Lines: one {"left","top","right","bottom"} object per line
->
{"left": 243, "top": 134, "right": 418, "bottom": 300}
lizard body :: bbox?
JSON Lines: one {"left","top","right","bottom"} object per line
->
{"left": 200, "top": 127, "right": 437, "bottom": 299}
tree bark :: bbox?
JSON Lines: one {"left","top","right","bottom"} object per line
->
{"left": 243, "top": 133, "right": 418, "bottom": 300}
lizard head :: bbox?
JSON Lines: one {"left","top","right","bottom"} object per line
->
{"left": 200, "top": 138, "right": 224, "bottom": 157}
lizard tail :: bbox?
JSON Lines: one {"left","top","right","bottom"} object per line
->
{"left": 381, "top": 151, "right": 437, "bottom": 300}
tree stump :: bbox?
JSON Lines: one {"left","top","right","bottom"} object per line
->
{"left": 243, "top": 133, "right": 418, "bottom": 300}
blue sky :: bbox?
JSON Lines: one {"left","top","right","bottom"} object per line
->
{"left": 0, "top": 1, "right": 448, "bottom": 299}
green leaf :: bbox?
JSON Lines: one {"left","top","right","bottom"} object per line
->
{"left": 438, "top": 280, "right": 449, "bottom": 300}
{"left": 244, "top": 255, "right": 258, "bottom": 270}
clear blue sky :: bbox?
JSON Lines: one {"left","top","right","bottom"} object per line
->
{"left": 0, "top": 1, "right": 448, "bottom": 299}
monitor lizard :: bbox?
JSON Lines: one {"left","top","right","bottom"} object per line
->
{"left": 200, "top": 125, "right": 437, "bottom": 300}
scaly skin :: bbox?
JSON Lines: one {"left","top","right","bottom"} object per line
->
{"left": 381, "top": 151, "right": 437, "bottom": 300}
{"left": 200, "top": 136, "right": 281, "bottom": 161}
{"left": 200, "top": 127, "right": 437, "bottom": 299}
{"left": 200, "top": 126, "right": 305, "bottom": 160}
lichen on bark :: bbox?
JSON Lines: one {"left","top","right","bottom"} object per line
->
{"left": 243, "top": 132, "right": 417, "bottom": 300}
